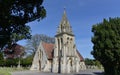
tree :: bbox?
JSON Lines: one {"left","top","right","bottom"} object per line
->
{"left": 21, "top": 55, "right": 33, "bottom": 67}
{"left": 0, "top": 52, "right": 4, "bottom": 66}
{"left": 25, "top": 34, "right": 55, "bottom": 55}
{"left": 4, "top": 44, "right": 25, "bottom": 59}
{"left": 91, "top": 18, "right": 120, "bottom": 75}
{"left": 84, "top": 58, "right": 94, "bottom": 65}
{"left": 0, "top": 0, "right": 46, "bottom": 50}
{"left": 4, "top": 58, "right": 19, "bottom": 67}
{"left": 85, "top": 58, "right": 102, "bottom": 69}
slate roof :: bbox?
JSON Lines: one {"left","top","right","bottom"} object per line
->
{"left": 42, "top": 42, "right": 84, "bottom": 61}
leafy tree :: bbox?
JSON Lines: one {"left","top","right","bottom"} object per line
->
{"left": 4, "top": 58, "right": 19, "bottom": 67}
{"left": 0, "top": 0, "right": 46, "bottom": 50}
{"left": 4, "top": 44, "right": 25, "bottom": 59}
{"left": 0, "top": 52, "right": 4, "bottom": 66}
{"left": 92, "top": 18, "right": 120, "bottom": 75}
{"left": 21, "top": 55, "right": 33, "bottom": 67}
{"left": 25, "top": 34, "right": 55, "bottom": 55}
{"left": 84, "top": 58, "right": 94, "bottom": 65}
{"left": 0, "top": 52, "right": 3, "bottom": 60}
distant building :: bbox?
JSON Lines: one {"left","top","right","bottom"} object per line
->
{"left": 30, "top": 10, "right": 86, "bottom": 73}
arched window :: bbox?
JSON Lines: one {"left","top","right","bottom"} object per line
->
{"left": 70, "top": 58, "right": 72, "bottom": 66}
{"left": 70, "top": 60, "right": 72, "bottom": 66}
{"left": 67, "top": 58, "right": 72, "bottom": 66}
{"left": 70, "top": 38, "right": 72, "bottom": 41}
{"left": 67, "top": 37, "right": 69, "bottom": 40}
{"left": 58, "top": 39, "right": 60, "bottom": 50}
{"left": 41, "top": 51, "right": 43, "bottom": 60}
{"left": 61, "top": 38, "right": 63, "bottom": 47}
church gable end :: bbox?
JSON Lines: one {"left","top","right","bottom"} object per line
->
{"left": 30, "top": 10, "right": 86, "bottom": 73}
{"left": 42, "top": 42, "right": 54, "bottom": 60}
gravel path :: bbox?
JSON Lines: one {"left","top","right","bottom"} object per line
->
{"left": 11, "top": 69, "right": 104, "bottom": 75}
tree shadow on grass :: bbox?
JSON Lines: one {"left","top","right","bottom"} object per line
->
{"left": 74, "top": 74, "right": 92, "bottom": 75}
{"left": 74, "top": 72, "right": 104, "bottom": 75}
{"left": 93, "top": 72, "right": 104, "bottom": 75}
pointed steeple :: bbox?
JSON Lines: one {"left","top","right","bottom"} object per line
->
{"left": 56, "top": 9, "right": 74, "bottom": 36}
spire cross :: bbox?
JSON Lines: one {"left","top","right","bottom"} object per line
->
{"left": 64, "top": 6, "right": 66, "bottom": 11}
{"left": 63, "top": 7, "right": 66, "bottom": 14}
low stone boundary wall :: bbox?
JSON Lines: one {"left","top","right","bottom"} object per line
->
{"left": 86, "top": 65, "right": 103, "bottom": 69}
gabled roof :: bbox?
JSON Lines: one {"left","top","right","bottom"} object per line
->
{"left": 42, "top": 42, "right": 54, "bottom": 59}
{"left": 76, "top": 50, "right": 84, "bottom": 61}
{"left": 42, "top": 42, "right": 84, "bottom": 61}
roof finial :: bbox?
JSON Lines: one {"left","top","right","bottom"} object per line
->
{"left": 64, "top": 6, "right": 66, "bottom": 14}
{"left": 64, "top": 6, "right": 66, "bottom": 10}
{"left": 56, "top": 7, "right": 74, "bottom": 36}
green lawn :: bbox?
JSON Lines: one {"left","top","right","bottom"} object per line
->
{"left": 0, "top": 67, "right": 29, "bottom": 75}
{"left": 0, "top": 69, "right": 11, "bottom": 75}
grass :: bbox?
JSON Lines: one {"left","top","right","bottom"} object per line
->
{"left": 0, "top": 69, "right": 11, "bottom": 75}
{"left": 0, "top": 67, "right": 30, "bottom": 75}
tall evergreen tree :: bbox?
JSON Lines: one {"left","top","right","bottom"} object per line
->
{"left": 0, "top": 0, "right": 46, "bottom": 50}
{"left": 92, "top": 18, "right": 120, "bottom": 75}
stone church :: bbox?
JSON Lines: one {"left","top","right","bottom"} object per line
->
{"left": 30, "top": 10, "right": 86, "bottom": 73}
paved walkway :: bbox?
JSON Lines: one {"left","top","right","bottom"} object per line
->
{"left": 11, "top": 69, "right": 104, "bottom": 75}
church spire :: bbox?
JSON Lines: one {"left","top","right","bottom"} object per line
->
{"left": 56, "top": 9, "right": 74, "bottom": 36}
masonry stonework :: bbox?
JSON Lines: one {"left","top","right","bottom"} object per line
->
{"left": 30, "top": 10, "right": 86, "bottom": 73}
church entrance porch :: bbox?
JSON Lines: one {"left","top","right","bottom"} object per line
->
{"left": 67, "top": 58, "right": 73, "bottom": 73}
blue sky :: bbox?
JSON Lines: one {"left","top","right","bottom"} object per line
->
{"left": 18, "top": 0, "right": 120, "bottom": 59}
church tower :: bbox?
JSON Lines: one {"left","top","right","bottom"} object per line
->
{"left": 52, "top": 9, "right": 78, "bottom": 73}
{"left": 31, "top": 9, "right": 86, "bottom": 73}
